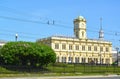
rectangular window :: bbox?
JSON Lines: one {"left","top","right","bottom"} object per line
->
{"left": 75, "top": 45, "right": 79, "bottom": 50}
{"left": 100, "top": 47, "right": 103, "bottom": 52}
{"left": 62, "top": 44, "right": 66, "bottom": 50}
{"left": 55, "top": 43, "right": 59, "bottom": 49}
{"left": 106, "top": 47, "right": 109, "bottom": 52}
{"left": 69, "top": 44, "right": 73, "bottom": 50}
{"left": 68, "top": 57, "right": 71, "bottom": 61}
{"left": 94, "top": 46, "right": 97, "bottom": 51}
{"left": 82, "top": 45, "right": 85, "bottom": 51}
{"left": 88, "top": 46, "right": 91, "bottom": 51}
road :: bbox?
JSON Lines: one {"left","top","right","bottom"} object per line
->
{"left": 0, "top": 75, "right": 120, "bottom": 79}
{"left": 60, "top": 76, "right": 120, "bottom": 79}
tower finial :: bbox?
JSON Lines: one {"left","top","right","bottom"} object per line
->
{"left": 99, "top": 17, "right": 104, "bottom": 40}
{"left": 100, "top": 17, "right": 102, "bottom": 30}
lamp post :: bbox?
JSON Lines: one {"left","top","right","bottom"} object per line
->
{"left": 116, "top": 47, "right": 119, "bottom": 66}
{"left": 15, "top": 33, "right": 18, "bottom": 41}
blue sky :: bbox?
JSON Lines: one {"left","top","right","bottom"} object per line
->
{"left": 0, "top": 0, "right": 120, "bottom": 47}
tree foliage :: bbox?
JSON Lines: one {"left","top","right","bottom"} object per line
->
{"left": 0, "top": 41, "right": 56, "bottom": 67}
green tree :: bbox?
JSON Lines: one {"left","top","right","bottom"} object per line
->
{"left": 0, "top": 41, "right": 56, "bottom": 67}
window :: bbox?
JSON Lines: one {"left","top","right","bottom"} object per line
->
{"left": 94, "top": 58, "right": 98, "bottom": 64}
{"left": 82, "top": 58, "right": 86, "bottom": 63}
{"left": 82, "top": 45, "right": 85, "bottom": 51}
{"left": 94, "top": 46, "right": 97, "bottom": 51}
{"left": 76, "top": 31, "right": 79, "bottom": 37}
{"left": 100, "top": 47, "right": 103, "bottom": 52}
{"left": 82, "top": 31, "right": 84, "bottom": 37}
{"left": 68, "top": 57, "right": 73, "bottom": 63}
{"left": 62, "top": 57, "right": 66, "bottom": 63}
{"left": 88, "top": 46, "right": 91, "bottom": 51}
{"left": 69, "top": 44, "right": 73, "bottom": 50}
{"left": 101, "top": 58, "right": 104, "bottom": 64}
{"left": 62, "top": 44, "right": 66, "bottom": 50}
{"left": 106, "top": 47, "right": 109, "bottom": 52}
{"left": 55, "top": 43, "right": 59, "bottom": 49}
{"left": 68, "top": 57, "right": 71, "bottom": 61}
{"left": 75, "top": 23, "right": 78, "bottom": 28}
{"left": 75, "top": 45, "right": 79, "bottom": 50}
{"left": 75, "top": 57, "right": 79, "bottom": 63}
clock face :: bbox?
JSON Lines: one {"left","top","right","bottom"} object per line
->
{"left": 75, "top": 22, "right": 85, "bottom": 28}
{"left": 81, "top": 23, "right": 84, "bottom": 27}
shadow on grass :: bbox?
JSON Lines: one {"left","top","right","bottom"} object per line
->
{"left": 0, "top": 65, "right": 50, "bottom": 73}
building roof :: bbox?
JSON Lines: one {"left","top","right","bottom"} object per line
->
{"left": 39, "top": 35, "right": 111, "bottom": 44}
{"left": 74, "top": 16, "right": 86, "bottom": 22}
{"left": 0, "top": 40, "right": 7, "bottom": 43}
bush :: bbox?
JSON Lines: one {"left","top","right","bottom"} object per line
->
{"left": 0, "top": 41, "right": 56, "bottom": 67}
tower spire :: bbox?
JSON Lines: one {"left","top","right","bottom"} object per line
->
{"left": 100, "top": 17, "right": 102, "bottom": 30}
{"left": 99, "top": 17, "right": 104, "bottom": 40}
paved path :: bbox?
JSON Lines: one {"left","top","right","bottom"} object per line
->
{"left": 0, "top": 75, "right": 119, "bottom": 79}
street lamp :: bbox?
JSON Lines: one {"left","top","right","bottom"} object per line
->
{"left": 116, "top": 47, "right": 119, "bottom": 66}
{"left": 15, "top": 33, "right": 18, "bottom": 41}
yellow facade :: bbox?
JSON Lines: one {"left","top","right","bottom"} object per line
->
{"left": 37, "top": 16, "right": 112, "bottom": 64}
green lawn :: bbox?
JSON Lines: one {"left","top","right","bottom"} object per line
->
{"left": 46, "top": 63, "right": 120, "bottom": 74}
{"left": 0, "top": 63, "right": 120, "bottom": 77}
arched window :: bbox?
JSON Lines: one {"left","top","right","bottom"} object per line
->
{"left": 62, "top": 57, "right": 66, "bottom": 63}
{"left": 82, "top": 58, "right": 86, "bottom": 63}
{"left": 82, "top": 31, "right": 84, "bottom": 37}
{"left": 68, "top": 57, "right": 73, "bottom": 63}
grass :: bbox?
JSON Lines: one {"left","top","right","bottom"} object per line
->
{"left": 0, "top": 63, "right": 120, "bottom": 77}
{"left": 47, "top": 63, "right": 120, "bottom": 74}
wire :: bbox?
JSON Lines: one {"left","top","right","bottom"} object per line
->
{"left": 0, "top": 5, "right": 70, "bottom": 25}
{"left": 0, "top": 5, "right": 119, "bottom": 36}
{"left": 0, "top": 15, "right": 45, "bottom": 24}
{"left": 0, "top": 14, "right": 119, "bottom": 38}
{"left": 0, "top": 5, "right": 120, "bottom": 35}
{"left": 0, "top": 6, "right": 119, "bottom": 41}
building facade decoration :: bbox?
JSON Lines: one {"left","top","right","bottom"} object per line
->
{"left": 37, "top": 16, "right": 112, "bottom": 64}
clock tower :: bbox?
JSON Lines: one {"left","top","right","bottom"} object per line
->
{"left": 74, "top": 16, "right": 87, "bottom": 39}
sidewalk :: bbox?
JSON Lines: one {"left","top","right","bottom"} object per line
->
{"left": 0, "top": 75, "right": 119, "bottom": 79}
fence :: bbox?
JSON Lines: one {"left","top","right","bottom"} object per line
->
{"left": 0, "top": 63, "right": 120, "bottom": 74}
